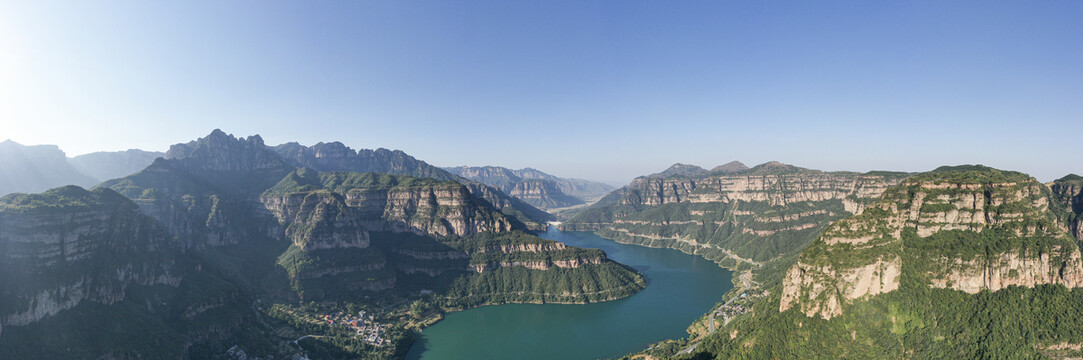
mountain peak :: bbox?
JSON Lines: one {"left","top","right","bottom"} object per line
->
{"left": 165, "top": 130, "right": 289, "bottom": 172}
{"left": 748, "top": 161, "right": 802, "bottom": 174}
{"left": 649, "top": 163, "right": 707, "bottom": 178}
{"left": 1056, "top": 174, "right": 1083, "bottom": 183}
{"left": 710, "top": 161, "right": 749, "bottom": 174}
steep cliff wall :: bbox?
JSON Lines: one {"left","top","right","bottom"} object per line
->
{"left": 0, "top": 187, "right": 182, "bottom": 331}
{"left": 444, "top": 165, "right": 613, "bottom": 210}
{"left": 263, "top": 169, "right": 514, "bottom": 239}
{"left": 273, "top": 142, "right": 553, "bottom": 230}
{"left": 102, "top": 130, "right": 289, "bottom": 249}
{"left": 780, "top": 166, "right": 1083, "bottom": 319}
{"left": 566, "top": 162, "right": 908, "bottom": 264}
{"left": 1050, "top": 174, "right": 1083, "bottom": 240}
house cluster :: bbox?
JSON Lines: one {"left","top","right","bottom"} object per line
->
{"left": 717, "top": 300, "right": 751, "bottom": 323}
{"left": 323, "top": 310, "right": 392, "bottom": 346}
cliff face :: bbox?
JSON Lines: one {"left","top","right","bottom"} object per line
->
{"left": 444, "top": 165, "right": 614, "bottom": 210}
{"left": 0, "top": 140, "right": 99, "bottom": 196}
{"left": 1050, "top": 174, "right": 1083, "bottom": 240}
{"left": 272, "top": 143, "right": 553, "bottom": 229}
{"left": 566, "top": 162, "right": 908, "bottom": 264}
{"left": 166, "top": 129, "right": 290, "bottom": 174}
{"left": 780, "top": 166, "right": 1083, "bottom": 319}
{"left": 261, "top": 192, "right": 370, "bottom": 250}
{"left": 102, "top": 130, "right": 290, "bottom": 249}
{"left": 507, "top": 179, "right": 583, "bottom": 209}
{"left": 274, "top": 141, "right": 458, "bottom": 181}
{"left": 0, "top": 187, "right": 182, "bottom": 331}
{"left": 262, "top": 169, "right": 514, "bottom": 239}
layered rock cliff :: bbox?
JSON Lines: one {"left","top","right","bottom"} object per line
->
{"left": 101, "top": 130, "right": 289, "bottom": 249}
{"left": 780, "top": 166, "right": 1083, "bottom": 319}
{"left": 263, "top": 169, "right": 514, "bottom": 238}
{"left": 0, "top": 186, "right": 182, "bottom": 332}
{"left": 565, "top": 161, "right": 909, "bottom": 264}
{"left": 444, "top": 165, "right": 615, "bottom": 210}
{"left": 272, "top": 142, "right": 553, "bottom": 229}
{"left": 1050, "top": 174, "right": 1083, "bottom": 240}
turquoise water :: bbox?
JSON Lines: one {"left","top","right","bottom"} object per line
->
{"left": 405, "top": 227, "right": 732, "bottom": 360}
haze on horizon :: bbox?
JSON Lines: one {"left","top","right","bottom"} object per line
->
{"left": 1, "top": 1, "right": 1080, "bottom": 185}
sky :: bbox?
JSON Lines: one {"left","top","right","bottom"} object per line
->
{"left": 0, "top": 1, "right": 1080, "bottom": 185}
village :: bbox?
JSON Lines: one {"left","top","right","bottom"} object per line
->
{"left": 322, "top": 310, "right": 392, "bottom": 346}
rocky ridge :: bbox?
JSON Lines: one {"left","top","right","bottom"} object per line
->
{"left": 0, "top": 187, "right": 182, "bottom": 334}
{"left": 272, "top": 142, "right": 553, "bottom": 230}
{"left": 1051, "top": 174, "right": 1083, "bottom": 240}
{"left": 780, "top": 166, "right": 1083, "bottom": 319}
{"left": 0, "top": 140, "right": 98, "bottom": 196}
{"left": 564, "top": 161, "right": 909, "bottom": 265}
{"left": 68, "top": 149, "right": 164, "bottom": 182}
{"left": 444, "top": 165, "right": 614, "bottom": 210}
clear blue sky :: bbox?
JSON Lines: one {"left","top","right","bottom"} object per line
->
{"left": 1, "top": 1, "right": 1079, "bottom": 185}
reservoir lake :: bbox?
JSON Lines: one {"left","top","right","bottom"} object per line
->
{"left": 405, "top": 227, "right": 733, "bottom": 360}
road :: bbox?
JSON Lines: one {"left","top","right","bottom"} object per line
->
{"left": 611, "top": 229, "right": 764, "bottom": 268}
{"left": 687, "top": 271, "right": 759, "bottom": 355}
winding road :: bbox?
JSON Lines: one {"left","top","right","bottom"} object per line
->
{"left": 682, "top": 271, "right": 758, "bottom": 355}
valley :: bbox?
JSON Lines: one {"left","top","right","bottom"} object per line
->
{"left": 2, "top": 131, "right": 1081, "bottom": 360}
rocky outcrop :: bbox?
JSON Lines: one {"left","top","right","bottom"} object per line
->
{"left": 507, "top": 179, "right": 583, "bottom": 209}
{"left": 780, "top": 257, "right": 901, "bottom": 319}
{"left": 262, "top": 192, "right": 370, "bottom": 250}
{"left": 263, "top": 169, "right": 514, "bottom": 239}
{"left": 166, "top": 129, "right": 290, "bottom": 174}
{"left": 1050, "top": 174, "right": 1083, "bottom": 240}
{"left": 0, "top": 186, "right": 182, "bottom": 329}
{"left": 274, "top": 141, "right": 457, "bottom": 181}
{"left": 927, "top": 249, "right": 1083, "bottom": 293}
{"left": 780, "top": 166, "right": 1083, "bottom": 319}
{"left": 469, "top": 256, "right": 606, "bottom": 272}
{"left": 273, "top": 143, "right": 553, "bottom": 229}
{"left": 444, "top": 165, "right": 612, "bottom": 209}
{"left": 102, "top": 130, "right": 292, "bottom": 249}
{"left": 566, "top": 162, "right": 909, "bottom": 264}
{"left": 379, "top": 185, "right": 513, "bottom": 237}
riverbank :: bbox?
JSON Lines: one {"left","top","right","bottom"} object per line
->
{"left": 405, "top": 228, "right": 733, "bottom": 360}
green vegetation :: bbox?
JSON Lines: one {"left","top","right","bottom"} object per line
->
{"left": 677, "top": 281, "right": 1083, "bottom": 359}
{"left": 920, "top": 165, "right": 1033, "bottom": 184}
{"left": 442, "top": 263, "right": 646, "bottom": 306}
{"left": 650, "top": 165, "right": 1083, "bottom": 359}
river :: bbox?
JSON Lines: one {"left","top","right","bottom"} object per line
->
{"left": 405, "top": 227, "right": 733, "bottom": 360}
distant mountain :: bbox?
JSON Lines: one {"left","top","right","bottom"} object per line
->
{"left": 709, "top": 160, "right": 749, "bottom": 174}
{"left": 444, "top": 166, "right": 614, "bottom": 210}
{"left": 0, "top": 140, "right": 98, "bottom": 196}
{"left": 273, "top": 141, "right": 456, "bottom": 181}
{"left": 564, "top": 161, "right": 909, "bottom": 264}
{"left": 69, "top": 149, "right": 164, "bottom": 181}
{"left": 691, "top": 166, "right": 1083, "bottom": 359}
{"left": 1, "top": 130, "right": 644, "bottom": 358}
{"left": 645, "top": 163, "right": 708, "bottom": 178}
{"left": 271, "top": 141, "right": 554, "bottom": 229}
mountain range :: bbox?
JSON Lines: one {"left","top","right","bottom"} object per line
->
{"left": 0, "top": 139, "right": 163, "bottom": 196}
{"left": 4, "top": 131, "right": 1083, "bottom": 359}
{"left": 0, "top": 130, "right": 643, "bottom": 359}
{"left": 443, "top": 165, "right": 614, "bottom": 210}
{"left": 579, "top": 164, "right": 1083, "bottom": 359}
